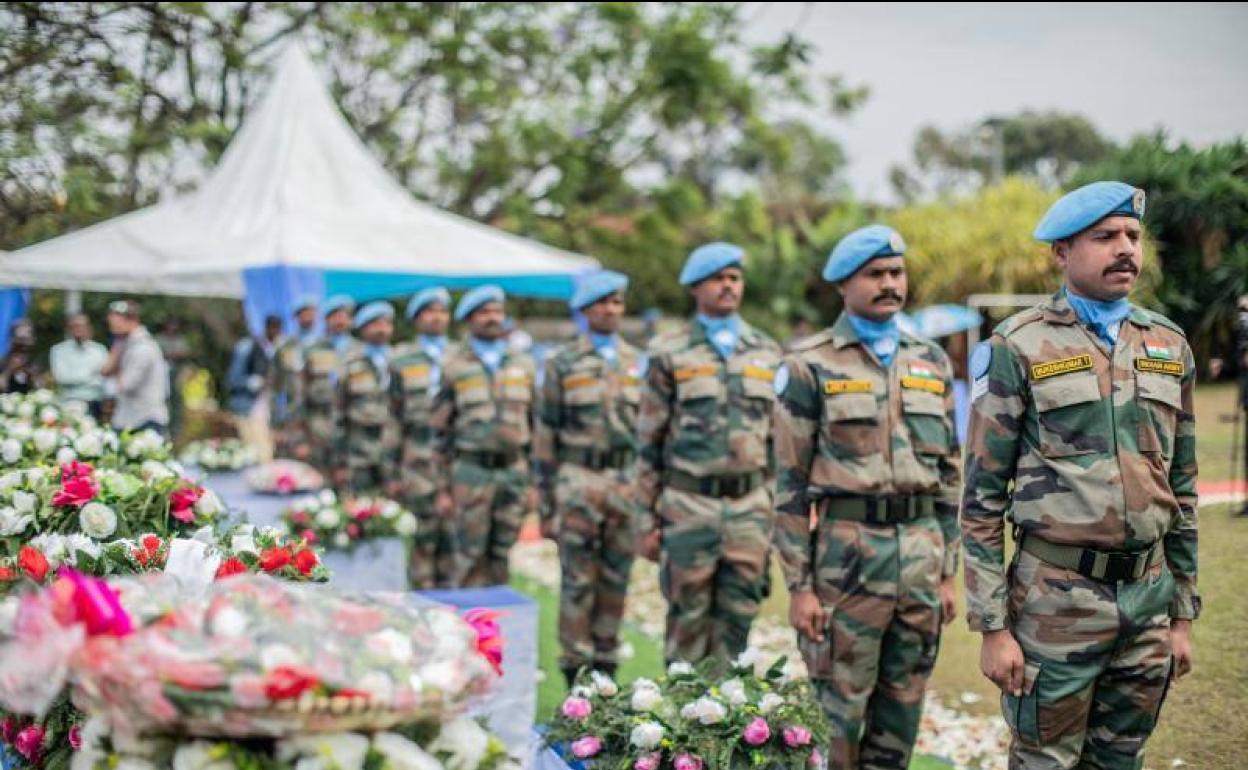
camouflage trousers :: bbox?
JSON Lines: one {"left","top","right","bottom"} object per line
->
{"left": 345, "top": 464, "right": 388, "bottom": 497}
{"left": 658, "top": 484, "right": 772, "bottom": 664}
{"left": 304, "top": 410, "right": 336, "bottom": 476}
{"left": 400, "top": 464, "right": 458, "bottom": 590}
{"left": 1003, "top": 549, "right": 1175, "bottom": 770}
{"left": 799, "top": 517, "right": 945, "bottom": 770}
{"left": 555, "top": 464, "right": 635, "bottom": 672}
{"left": 449, "top": 457, "right": 530, "bottom": 587}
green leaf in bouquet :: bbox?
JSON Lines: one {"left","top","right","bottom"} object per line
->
{"left": 763, "top": 656, "right": 788, "bottom": 682}
{"left": 103, "top": 473, "right": 142, "bottom": 500}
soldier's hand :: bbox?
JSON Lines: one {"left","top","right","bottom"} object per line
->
{"left": 1170, "top": 619, "right": 1193, "bottom": 681}
{"left": 434, "top": 491, "right": 454, "bottom": 519}
{"left": 939, "top": 576, "right": 957, "bottom": 626}
{"left": 980, "top": 629, "right": 1026, "bottom": 696}
{"left": 789, "top": 590, "right": 826, "bottom": 642}
{"left": 639, "top": 529, "right": 661, "bottom": 562}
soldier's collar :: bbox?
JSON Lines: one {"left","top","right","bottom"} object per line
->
{"left": 830, "top": 312, "right": 862, "bottom": 349}
{"left": 1043, "top": 288, "right": 1151, "bottom": 328}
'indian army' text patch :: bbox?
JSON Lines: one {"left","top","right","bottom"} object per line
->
{"left": 675, "top": 364, "right": 719, "bottom": 382}
{"left": 1134, "top": 358, "right": 1184, "bottom": 377}
{"left": 900, "top": 376, "right": 946, "bottom": 395}
{"left": 1030, "top": 355, "right": 1093, "bottom": 381}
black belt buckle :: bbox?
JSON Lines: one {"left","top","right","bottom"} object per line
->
{"left": 1078, "top": 548, "right": 1145, "bottom": 582}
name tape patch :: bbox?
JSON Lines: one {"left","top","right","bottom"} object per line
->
{"left": 1030, "top": 355, "right": 1093, "bottom": 380}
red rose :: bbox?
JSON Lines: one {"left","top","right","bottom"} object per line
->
{"left": 294, "top": 549, "right": 319, "bottom": 576}
{"left": 0, "top": 565, "right": 15, "bottom": 581}
{"left": 141, "top": 535, "right": 162, "bottom": 555}
{"left": 170, "top": 487, "right": 203, "bottom": 523}
{"left": 263, "top": 666, "right": 319, "bottom": 700}
{"left": 18, "top": 547, "right": 49, "bottom": 583}
{"left": 215, "top": 558, "right": 247, "bottom": 580}
{"left": 290, "top": 512, "right": 310, "bottom": 526}
{"left": 259, "top": 547, "right": 292, "bottom": 573}
{"left": 132, "top": 548, "right": 150, "bottom": 567}
{"left": 52, "top": 476, "right": 98, "bottom": 508}
{"left": 60, "top": 461, "right": 95, "bottom": 480}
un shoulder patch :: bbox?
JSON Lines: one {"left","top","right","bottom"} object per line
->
{"left": 970, "top": 341, "right": 992, "bottom": 380}
{"left": 773, "top": 364, "right": 790, "bottom": 396}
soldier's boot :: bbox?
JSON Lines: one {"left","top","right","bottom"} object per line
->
{"left": 592, "top": 661, "right": 617, "bottom": 680}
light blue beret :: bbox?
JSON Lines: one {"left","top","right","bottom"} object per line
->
{"left": 293, "top": 294, "right": 319, "bottom": 313}
{"left": 455, "top": 284, "right": 505, "bottom": 322}
{"left": 822, "top": 225, "right": 906, "bottom": 283}
{"left": 354, "top": 301, "right": 395, "bottom": 329}
{"left": 406, "top": 287, "right": 451, "bottom": 321}
{"left": 678, "top": 242, "right": 745, "bottom": 286}
{"left": 1034, "top": 181, "right": 1144, "bottom": 242}
{"left": 323, "top": 294, "right": 356, "bottom": 317}
{"left": 570, "top": 270, "right": 629, "bottom": 310}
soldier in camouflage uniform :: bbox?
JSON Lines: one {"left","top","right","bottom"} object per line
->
{"left": 297, "top": 295, "right": 360, "bottom": 475}
{"left": 534, "top": 271, "right": 643, "bottom": 685}
{"left": 431, "top": 285, "right": 538, "bottom": 587}
{"left": 390, "top": 287, "right": 456, "bottom": 589}
{"left": 632, "top": 242, "right": 782, "bottom": 664}
{"left": 269, "top": 296, "right": 319, "bottom": 459}
{"left": 774, "top": 225, "right": 961, "bottom": 770}
{"left": 332, "top": 301, "right": 401, "bottom": 495}
{"left": 962, "top": 182, "right": 1198, "bottom": 769}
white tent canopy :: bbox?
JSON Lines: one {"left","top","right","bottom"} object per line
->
{"left": 0, "top": 45, "right": 597, "bottom": 300}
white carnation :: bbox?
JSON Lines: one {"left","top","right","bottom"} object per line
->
{"left": 24, "top": 467, "right": 46, "bottom": 485}
{"left": 667, "top": 661, "right": 694, "bottom": 676}
{"left": 33, "top": 429, "right": 59, "bottom": 453}
{"left": 590, "top": 669, "right": 619, "bottom": 696}
{"left": 0, "top": 507, "right": 32, "bottom": 536}
{"left": 29, "top": 533, "right": 68, "bottom": 566}
{"left": 630, "top": 721, "right": 665, "bottom": 750}
{"left": 381, "top": 501, "right": 401, "bottom": 519}
{"left": 428, "top": 718, "right": 489, "bottom": 770}
{"left": 734, "top": 647, "right": 762, "bottom": 672}
{"left": 314, "top": 508, "right": 341, "bottom": 529}
{"left": 172, "top": 741, "right": 236, "bottom": 770}
{"left": 194, "top": 490, "right": 224, "bottom": 517}
{"left": 758, "top": 693, "right": 785, "bottom": 714}
{"left": 318, "top": 489, "right": 337, "bottom": 506}
{"left": 278, "top": 734, "right": 369, "bottom": 770}
{"left": 73, "top": 432, "right": 103, "bottom": 458}
{"left": 719, "top": 677, "right": 749, "bottom": 706}
{"left": 631, "top": 685, "right": 663, "bottom": 713}
{"left": 334, "top": 533, "right": 350, "bottom": 549}
{"left": 33, "top": 390, "right": 54, "bottom": 406}
{"left": 395, "top": 512, "right": 418, "bottom": 537}
{"left": 56, "top": 447, "right": 77, "bottom": 465}
{"left": 372, "top": 733, "right": 442, "bottom": 770}
{"left": 140, "top": 460, "right": 174, "bottom": 481}
{"left": 11, "top": 490, "right": 36, "bottom": 515}
{"left": 0, "top": 472, "right": 20, "bottom": 490}
{"left": 16, "top": 402, "right": 34, "bottom": 419}
{"left": 2, "top": 439, "right": 23, "bottom": 464}
{"left": 683, "top": 696, "right": 726, "bottom": 725}
{"left": 79, "top": 502, "right": 118, "bottom": 539}
{"left": 65, "top": 534, "right": 101, "bottom": 562}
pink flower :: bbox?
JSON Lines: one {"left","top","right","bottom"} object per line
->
{"left": 61, "top": 461, "right": 95, "bottom": 480}
{"left": 14, "top": 725, "right": 44, "bottom": 760}
{"left": 0, "top": 717, "right": 15, "bottom": 744}
{"left": 560, "top": 696, "right": 592, "bottom": 721}
{"left": 464, "top": 607, "right": 504, "bottom": 676}
{"left": 275, "top": 473, "right": 297, "bottom": 494}
{"left": 170, "top": 486, "right": 204, "bottom": 523}
{"left": 673, "top": 753, "right": 703, "bottom": 770}
{"left": 52, "top": 476, "right": 97, "bottom": 508}
{"left": 743, "top": 717, "right": 771, "bottom": 746}
{"left": 346, "top": 523, "right": 361, "bottom": 539}
{"left": 808, "top": 749, "right": 823, "bottom": 769}
{"left": 68, "top": 725, "right": 82, "bottom": 750}
{"left": 570, "top": 736, "right": 603, "bottom": 759}
{"left": 634, "top": 753, "right": 661, "bottom": 770}
{"left": 783, "top": 725, "right": 812, "bottom": 748}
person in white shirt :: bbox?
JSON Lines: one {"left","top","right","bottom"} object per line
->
{"left": 50, "top": 313, "right": 108, "bottom": 419}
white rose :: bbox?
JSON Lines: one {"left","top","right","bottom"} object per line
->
{"left": 172, "top": 742, "right": 236, "bottom": 770}
{"left": 56, "top": 447, "right": 77, "bottom": 465}
{"left": 39, "top": 406, "right": 59, "bottom": 425}
{"left": 33, "top": 390, "right": 54, "bottom": 406}
{"left": 395, "top": 512, "right": 418, "bottom": 537}
{"left": 8, "top": 423, "right": 31, "bottom": 441}
{"left": 372, "top": 733, "right": 442, "bottom": 770}
{"left": 380, "top": 501, "right": 401, "bottom": 519}
{"left": 65, "top": 534, "right": 101, "bottom": 561}
{"left": 210, "top": 607, "right": 249, "bottom": 638}
{"left": 17, "top": 402, "right": 34, "bottom": 419}
{"left": 357, "top": 671, "right": 396, "bottom": 704}
{"left": 141, "top": 461, "right": 174, "bottom": 481}
{"left": 719, "top": 677, "right": 748, "bottom": 706}
{"left": 691, "top": 696, "right": 726, "bottom": 725}
{"left": 30, "top": 533, "right": 67, "bottom": 566}
{"left": 0, "top": 507, "right": 32, "bottom": 536}
{"left": 428, "top": 718, "right": 488, "bottom": 770}
{"left": 278, "top": 734, "right": 369, "bottom": 770}
{"left": 194, "top": 490, "right": 224, "bottom": 517}
{"left": 79, "top": 502, "right": 118, "bottom": 540}
{"left": 734, "top": 647, "right": 762, "bottom": 672}
{"left": 314, "top": 508, "right": 341, "bottom": 529}
{"left": 368, "top": 629, "right": 414, "bottom": 664}
{"left": 2, "top": 439, "right": 23, "bottom": 464}
{"left": 33, "top": 429, "right": 58, "bottom": 453}
{"left": 630, "top": 721, "right": 664, "bottom": 750}
{"left": 114, "top": 760, "right": 159, "bottom": 770}
{"left": 73, "top": 432, "right": 103, "bottom": 458}
{"left": 24, "top": 467, "right": 46, "bottom": 485}
{"left": 231, "top": 529, "right": 257, "bottom": 555}
{"left": 334, "top": 533, "right": 350, "bottom": 549}
{"left": 11, "top": 490, "right": 36, "bottom": 515}
{"left": 631, "top": 685, "right": 663, "bottom": 713}
{"left": 260, "top": 643, "right": 300, "bottom": 670}
{"left": 667, "top": 661, "right": 694, "bottom": 676}
{"left": 0, "top": 472, "right": 20, "bottom": 490}
{"left": 758, "top": 693, "right": 785, "bottom": 714}
{"left": 318, "top": 489, "right": 337, "bottom": 506}
{"left": 590, "top": 669, "right": 619, "bottom": 696}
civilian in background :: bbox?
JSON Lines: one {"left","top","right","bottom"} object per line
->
{"left": 0, "top": 319, "right": 41, "bottom": 394}
{"left": 102, "top": 300, "right": 169, "bottom": 434}
{"left": 156, "top": 317, "right": 192, "bottom": 440}
{"left": 227, "top": 314, "right": 282, "bottom": 461}
{"left": 50, "top": 313, "right": 108, "bottom": 419}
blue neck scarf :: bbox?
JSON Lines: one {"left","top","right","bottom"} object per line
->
{"left": 848, "top": 314, "right": 901, "bottom": 368}
{"left": 419, "top": 335, "right": 448, "bottom": 361}
{"left": 299, "top": 327, "right": 319, "bottom": 346}
{"left": 331, "top": 333, "right": 353, "bottom": 356}
{"left": 697, "top": 313, "right": 741, "bottom": 360}
{"left": 470, "top": 336, "right": 506, "bottom": 374}
{"left": 1065, "top": 286, "right": 1131, "bottom": 347}
{"left": 365, "top": 343, "right": 390, "bottom": 388}
{"left": 588, "top": 332, "right": 618, "bottom": 367}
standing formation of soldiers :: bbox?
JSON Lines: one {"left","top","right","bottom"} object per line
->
{"left": 271, "top": 179, "right": 1197, "bottom": 770}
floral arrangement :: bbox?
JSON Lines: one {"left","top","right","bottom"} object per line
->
{"left": 280, "top": 491, "right": 418, "bottom": 550}
{"left": 0, "top": 396, "right": 169, "bottom": 471}
{"left": 0, "top": 573, "right": 502, "bottom": 741}
{"left": 178, "top": 439, "right": 259, "bottom": 472}
{"left": 0, "top": 461, "right": 223, "bottom": 548}
{"left": 64, "top": 714, "right": 520, "bottom": 770}
{"left": 244, "top": 460, "right": 323, "bottom": 495}
{"left": 546, "top": 652, "right": 829, "bottom": 770}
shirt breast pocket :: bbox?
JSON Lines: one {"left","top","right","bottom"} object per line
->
{"left": 822, "top": 392, "right": 880, "bottom": 457}
{"left": 676, "top": 375, "right": 724, "bottom": 430}
{"left": 1137, "top": 372, "right": 1182, "bottom": 457}
{"left": 1031, "top": 374, "right": 1109, "bottom": 458}
{"left": 901, "top": 388, "right": 949, "bottom": 455}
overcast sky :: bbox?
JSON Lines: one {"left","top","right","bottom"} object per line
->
{"left": 741, "top": 2, "right": 1248, "bottom": 202}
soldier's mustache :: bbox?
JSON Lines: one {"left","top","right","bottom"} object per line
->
{"left": 873, "top": 290, "right": 903, "bottom": 303}
{"left": 1105, "top": 260, "right": 1138, "bottom": 275}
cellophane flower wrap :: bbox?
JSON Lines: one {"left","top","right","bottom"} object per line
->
{"left": 178, "top": 439, "right": 258, "bottom": 472}
{"left": 280, "top": 491, "right": 419, "bottom": 550}
{"left": 545, "top": 653, "right": 829, "bottom": 770}
{"left": 0, "top": 573, "right": 501, "bottom": 741}
{"left": 244, "top": 461, "right": 323, "bottom": 495}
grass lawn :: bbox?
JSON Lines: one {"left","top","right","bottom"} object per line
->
{"left": 515, "top": 384, "right": 1248, "bottom": 769}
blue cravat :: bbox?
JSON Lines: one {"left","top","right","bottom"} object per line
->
{"left": 470, "top": 336, "right": 506, "bottom": 374}
{"left": 697, "top": 313, "right": 741, "bottom": 360}
{"left": 1066, "top": 287, "right": 1131, "bottom": 347}
{"left": 419, "top": 335, "right": 447, "bottom": 388}
{"left": 365, "top": 344, "right": 390, "bottom": 388}
{"left": 589, "top": 332, "right": 619, "bottom": 368}
{"left": 331, "top": 333, "right": 352, "bottom": 356}
{"left": 848, "top": 314, "right": 901, "bottom": 368}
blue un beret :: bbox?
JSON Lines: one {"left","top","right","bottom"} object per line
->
{"left": 354, "top": 301, "right": 395, "bottom": 329}
{"left": 1034, "top": 181, "right": 1144, "bottom": 242}
{"left": 323, "top": 294, "right": 356, "bottom": 317}
{"left": 406, "top": 287, "right": 451, "bottom": 321}
{"left": 679, "top": 242, "right": 745, "bottom": 286}
{"left": 293, "top": 294, "right": 319, "bottom": 314}
{"left": 570, "top": 271, "right": 629, "bottom": 311}
{"left": 455, "top": 285, "right": 505, "bottom": 322}
{"left": 823, "top": 225, "right": 906, "bottom": 283}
